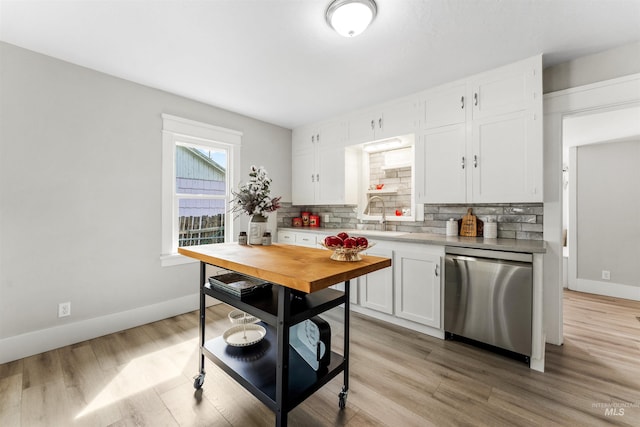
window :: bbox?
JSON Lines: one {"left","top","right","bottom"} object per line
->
{"left": 161, "top": 114, "right": 241, "bottom": 266}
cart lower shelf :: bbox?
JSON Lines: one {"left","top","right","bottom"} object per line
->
{"left": 202, "top": 322, "right": 345, "bottom": 412}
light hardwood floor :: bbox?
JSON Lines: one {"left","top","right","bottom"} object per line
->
{"left": 1, "top": 290, "right": 639, "bottom": 426}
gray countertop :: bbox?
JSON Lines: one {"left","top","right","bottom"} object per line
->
{"left": 277, "top": 227, "right": 546, "bottom": 254}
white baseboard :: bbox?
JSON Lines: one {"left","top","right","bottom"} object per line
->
{"left": 350, "top": 305, "right": 445, "bottom": 339}
{"left": 0, "top": 293, "right": 220, "bottom": 364}
{"left": 572, "top": 279, "right": 640, "bottom": 301}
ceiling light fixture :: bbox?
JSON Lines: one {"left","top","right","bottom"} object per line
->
{"left": 326, "top": 0, "right": 377, "bottom": 38}
{"left": 362, "top": 138, "right": 406, "bottom": 153}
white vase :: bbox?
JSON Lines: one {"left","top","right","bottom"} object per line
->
{"left": 248, "top": 215, "right": 267, "bottom": 245}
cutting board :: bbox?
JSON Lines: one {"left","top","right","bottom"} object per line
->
{"left": 458, "top": 208, "right": 484, "bottom": 237}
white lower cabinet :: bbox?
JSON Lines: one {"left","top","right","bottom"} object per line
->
{"left": 358, "top": 248, "right": 394, "bottom": 314}
{"left": 393, "top": 247, "right": 442, "bottom": 329}
{"left": 278, "top": 231, "right": 444, "bottom": 334}
{"left": 276, "top": 230, "right": 325, "bottom": 248}
{"left": 356, "top": 241, "right": 443, "bottom": 334}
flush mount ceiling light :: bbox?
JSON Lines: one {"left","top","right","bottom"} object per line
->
{"left": 326, "top": 0, "right": 377, "bottom": 37}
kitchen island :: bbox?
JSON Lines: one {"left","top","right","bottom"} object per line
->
{"left": 178, "top": 243, "right": 391, "bottom": 427}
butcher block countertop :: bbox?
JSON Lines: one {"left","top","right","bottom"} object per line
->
{"left": 178, "top": 243, "right": 391, "bottom": 294}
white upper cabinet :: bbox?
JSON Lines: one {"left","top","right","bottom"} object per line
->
{"left": 416, "top": 55, "right": 542, "bottom": 204}
{"left": 415, "top": 124, "right": 467, "bottom": 203}
{"left": 347, "top": 97, "right": 417, "bottom": 145}
{"left": 291, "top": 120, "right": 359, "bottom": 205}
{"left": 470, "top": 66, "right": 531, "bottom": 119}
{"left": 471, "top": 110, "right": 541, "bottom": 202}
{"left": 419, "top": 82, "right": 467, "bottom": 129}
{"left": 293, "top": 55, "right": 541, "bottom": 206}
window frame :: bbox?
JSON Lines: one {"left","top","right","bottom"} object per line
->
{"left": 160, "top": 114, "right": 241, "bottom": 266}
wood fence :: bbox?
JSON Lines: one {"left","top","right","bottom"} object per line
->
{"left": 179, "top": 214, "right": 225, "bottom": 246}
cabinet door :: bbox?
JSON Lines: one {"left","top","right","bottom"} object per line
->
{"left": 416, "top": 125, "right": 467, "bottom": 203}
{"left": 420, "top": 83, "right": 467, "bottom": 129}
{"left": 292, "top": 126, "right": 318, "bottom": 154}
{"left": 358, "top": 248, "right": 394, "bottom": 314}
{"left": 316, "top": 144, "right": 345, "bottom": 204}
{"left": 316, "top": 145, "right": 359, "bottom": 205}
{"left": 394, "top": 249, "right": 441, "bottom": 328}
{"left": 378, "top": 98, "right": 417, "bottom": 139}
{"left": 470, "top": 60, "right": 533, "bottom": 120}
{"left": 470, "top": 110, "right": 541, "bottom": 203}
{"left": 346, "top": 109, "right": 376, "bottom": 145}
{"left": 291, "top": 149, "right": 316, "bottom": 205}
{"left": 318, "top": 120, "right": 345, "bottom": 147}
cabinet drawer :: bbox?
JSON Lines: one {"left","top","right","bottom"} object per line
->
{"left": 277, "top": 231, "right": 295, "bottom": 244}
{"left": 295, "top": 233, "right": 317, "bottom": 247}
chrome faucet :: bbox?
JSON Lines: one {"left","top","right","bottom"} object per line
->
{"left": 363, "top": 195, "right": 386, "bottom": 231}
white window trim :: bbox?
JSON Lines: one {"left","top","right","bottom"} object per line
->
{"left": 161, "top": 114, "right": 242, "bottom": 267}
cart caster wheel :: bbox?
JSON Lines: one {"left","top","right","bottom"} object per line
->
{"left": 338, "top": 390, "right": 348, "bottom": 409}
{"left": 193, "top": 373, "right": 205, "bottom": 390}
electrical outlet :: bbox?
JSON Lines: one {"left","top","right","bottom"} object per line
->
{"left": 58, "top": 302, "right": 71, "bottom": 318}
{"left": 602, "top": 270, "right": 611, "bottom": 281}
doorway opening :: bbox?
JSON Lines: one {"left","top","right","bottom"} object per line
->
{"left": 562, "top": 105, "right": 640, "bottom": 300}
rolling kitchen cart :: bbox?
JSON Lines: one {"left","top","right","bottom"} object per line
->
{"left": 178, "top": 243, "right": 390, "bottom": 427}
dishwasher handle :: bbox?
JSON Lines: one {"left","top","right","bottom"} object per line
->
{"left": 445, "top": 246, "right": 532, "bottom": 263}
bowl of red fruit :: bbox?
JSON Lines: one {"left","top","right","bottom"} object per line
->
{"left": 319, "top": 232, "right": 374, "bottom": 262}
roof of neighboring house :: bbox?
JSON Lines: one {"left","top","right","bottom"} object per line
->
{"left": 184, "top": 147, "right": 225, "bottom": 175}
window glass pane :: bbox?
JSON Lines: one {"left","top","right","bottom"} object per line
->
{"left": 175, "top": 145, "right": 227, "bottom": 195}
{"left": 178, "top": 199, "right": 226, "bottom": 246}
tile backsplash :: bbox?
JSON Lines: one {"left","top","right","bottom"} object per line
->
{"left": 277, "top": 202, "right": 544, "bottom": 240}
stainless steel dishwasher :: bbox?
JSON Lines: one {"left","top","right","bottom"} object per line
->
{"left": 444, "top": 247, "right": 532, "bottom": 359}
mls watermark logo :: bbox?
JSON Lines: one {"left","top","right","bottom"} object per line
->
{"left": 604, "top": 407, "right": 624, "bottom": 417}
{"left": 592, "top": 401, "right": 638, "bottom": 417}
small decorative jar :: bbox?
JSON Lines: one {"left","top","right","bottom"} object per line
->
{"left": 446, "top": 218, "right": 458, "bottom": 236}
{"left": 309, "top": 215, "right": 320, "bottom": 227}
{"left": 484, "top": 221, "right": 498, "bottom": 239}
{"left": 262, "top": 231, "right": 272, "bottom": 246}
{"left": 238, "top": 231, "right": 248, "bottom": 245}
{"left": 292, "top": 217, "right": 302, "bottom": 227}
{"left": 301, "top": 211, "right": 311, "bottom": 226}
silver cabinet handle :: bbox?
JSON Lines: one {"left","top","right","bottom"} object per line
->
{"left": 461, "top": 96, "right": 464, "bottom": 109}
{"left": 474, "top": 155, "right": 478, "bottom": 168}
{"left": 461, "top": 156, "right": 465, "bottom": 169}
{"left": 370, "top": 119, "right": 375, "bottom": 130}
{"left": 435, "top": 265, "right": 439, "bottom": 277}
{"left": 311, "top": 174, "right": 315, "bottom": 182}
{"left": 378, "top": 117, "right": 383, "bottom": 129}
{"left": 317, "top": 133, "right": 320, "bottom": 142}
{"left": 316, "top": 173, "right": 319, "bottom": 182}
{"left": 474, "top": 92, "right": 478, "bottom": 106}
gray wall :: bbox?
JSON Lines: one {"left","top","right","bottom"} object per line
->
{"left": 0, "top": 43, "right": 291, "bottom": 348}
{"left": 576, "top": 139, "right": 640, "bottom": 286}
{"left": 543, "top": 41, "right": 640, "bottom": 93}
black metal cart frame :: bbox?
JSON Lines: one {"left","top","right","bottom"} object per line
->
{"left": 194, "top": 261, "right": 350, "bottom": 427}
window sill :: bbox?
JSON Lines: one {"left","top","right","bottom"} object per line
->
{"left": 160, "top": 253, "right": 199, "bottom": 267}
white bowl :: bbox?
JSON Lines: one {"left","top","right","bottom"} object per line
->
{"left": 222, "top": 324, "right": 266, "bottom": 347}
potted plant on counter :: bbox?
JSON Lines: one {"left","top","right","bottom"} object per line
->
{"left": 231, "top": 165, "right": 281, "bottom": 244}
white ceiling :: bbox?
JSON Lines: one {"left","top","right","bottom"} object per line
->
{"left": 1, "top": 0, "right": 639, "bottom": 129}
